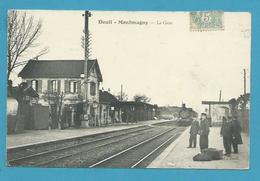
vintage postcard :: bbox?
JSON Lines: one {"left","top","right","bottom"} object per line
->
{"left": 6, "top": 10, "right": 250, "bottom": 169}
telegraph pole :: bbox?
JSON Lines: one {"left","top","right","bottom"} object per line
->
{"left": 219, "top": 90, "right": 222, "bottom": 102}
{"left": 243, "top": 69, "right": 246, "bottom": 96}
{"left": 243, "top": 68, "right": 248, "bottom": 133}
{"left": 120, "top": 84, "right": 123, "bottom": 101}
{"left": 84, "top": 11, "right": 91, "bottom": 115}
{"left": 119, "top": 84, "right": 123, "bottom": 122}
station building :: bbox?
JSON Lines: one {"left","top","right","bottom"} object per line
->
{"left": 18, "top": 59, "right": 104, "bottom": 128}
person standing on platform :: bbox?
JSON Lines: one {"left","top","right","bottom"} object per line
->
{"left": 231, "top": 116, "right": 243, "bottom": 153}
{"left": 199, "top": 113, "right": 210, "bottom": 151}
{"left": 220, "top": 116, "right": 233, "bottom": 156}
{"left": 188, "top": 118, "right": 200, "bottom": 148}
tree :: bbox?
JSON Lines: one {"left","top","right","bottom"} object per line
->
{"left": 228, "top": 93, "right": 250, "bottom": 111}
{"left": 133, "top": 94, "right": 151, "bottom": 103}
{"left": 236, "top": 93, "right": 250, "bottom": 110}
{"left": 7, "top": 10, "right": 48, "bottom": 80}
{"left": 115, "top": 92, "right": 128, "bottom": 101}
{"left": 42, "top": 91, "right": 65, "bottom": 129}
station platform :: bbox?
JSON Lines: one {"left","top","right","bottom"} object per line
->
{"left": 7, "top": 119, "right": 171, "bottom": 149}
{"left": 148, "top": 126, "right": 249, "bottom": 169}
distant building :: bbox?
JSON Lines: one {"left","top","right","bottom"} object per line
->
{"left": 99, "top": 90, "right": 121, "bottom": 125}
{"left": 120, "top": 101, "right": 157, "bottom": 123}
{"left": 18, "top": 59, "right": 103, "bottom": 128}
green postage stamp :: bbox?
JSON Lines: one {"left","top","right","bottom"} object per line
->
{"left": 190, "top": 11, "right": 224, "bottom": 31}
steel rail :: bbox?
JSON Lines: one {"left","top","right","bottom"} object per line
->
{"left": 89, "top": 127, "right": 176, "bottom": 168}
{"left": 8, "top": 125, "right": 149, "bottom": 152}
{"left": 36, "top": 127, "right": 157, "bottom": 167}
{"left": 130, "top": 131, "right": 182, "bottom": 168}
{"left": 8, "top": 126, "right": 152, "bottom": 166}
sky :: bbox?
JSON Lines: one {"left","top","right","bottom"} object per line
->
{"left": 10, "top": 10, "right": 251, "bottom": 113}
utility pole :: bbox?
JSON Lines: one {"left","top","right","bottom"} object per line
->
{"left": 244, "top": 69, "right": 246, "bottom": 96}
{"left": 243, "top": 68, "right": 248, "bottom": 133}
{"left": 219, "top": 90, "right": 222, "bottom": 102}
{"left": 84, "top": 11, "right": 91, "bottom": 115}
{"left": 120, "top": 84, "right": 123, "bottom": 101}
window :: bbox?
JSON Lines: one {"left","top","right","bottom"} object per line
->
{"left": 51, "top": 80, "right": 57, "bottom": 92}
{"left": 70, "top": 81, "right": 77, "bottom": 93}
{"left": 90, "top": 82, "right": 96, "bottom": 96}
{"left": 31, "top": 80, "right": 38, "bottom": 92}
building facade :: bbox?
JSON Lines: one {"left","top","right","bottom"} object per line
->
{"left": 120, "top": 101, "right": 157, "bottom": 123}
{"left": 18, "top": 59, "right": 103, "bottom": 128}
{"left": 99, "top": 90, "right": 121, "bottom": 125}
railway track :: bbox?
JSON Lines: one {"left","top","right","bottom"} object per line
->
{"left": 8, "top": 126, "right": 153, "bottom": 166}
{"left": 8, "top": 123, "right": 185, "bottom": 168}
{"left": 43, "top": 126, "right": 170, "bottom": 167}
{"left": 151, "top": 120, "right": 178, "bottom": 127}
{"left": 89, "top": 127, "right": 185, "bottom": 168}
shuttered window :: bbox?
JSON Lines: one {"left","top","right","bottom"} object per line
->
{"left": 31, "top": 80, "right": 38, "bottom": 92}
{"left": 65, "top": 80, "right": 81, "bottom": 94}
{"left": 70, "top": 81, "right": 77, "bottom": 93}
{"left": 38, "top": 80, "right": 42, "bottom": 93}
{"left": 51, "top": 80, "right": 57, "bottom": 92}
{"left": 29, "top": 80, "right": 42, "bottom": 93}
{"left": 77, "top": 81, "right": 81, "bottom": 94}
{"left": 65, "top": 80, "right": 69, "bottom": 93}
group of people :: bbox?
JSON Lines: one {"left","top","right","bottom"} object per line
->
{"left": 188, "top": 113, "right": 243, "bottom": 157}
{"left": 220, "top": 116, "right": 243, "bottom": 156}
{"left": 188, "top": 113, "right": 209, "bottom": 150}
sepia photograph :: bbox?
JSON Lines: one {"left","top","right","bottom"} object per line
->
{"left": 6, "top": 10, "right": 250, "bottom": 169}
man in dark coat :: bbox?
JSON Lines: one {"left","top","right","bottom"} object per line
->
{"left": 231, "top": 116, "right": 243, "bottom": 153}
{"left": 199, "top": 113, "right": 210, "bottom": 151}
{"left": 188, "top": 118, "right": 200, "bottom": 148}
{"left": 220, "top": 116, "right": 233, "bottom": 156}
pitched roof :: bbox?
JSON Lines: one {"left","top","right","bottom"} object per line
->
{"left": 99, "top": 90, "right": 119, "bottom": 104}
{"left": 8, "top": 85, "right": 39, "bottom": 98}
{"left": 18, "top": 59, "right": 103, "bottom": 82}
{"left": 119, "top": 101, "right": 155, "bottom": 107}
